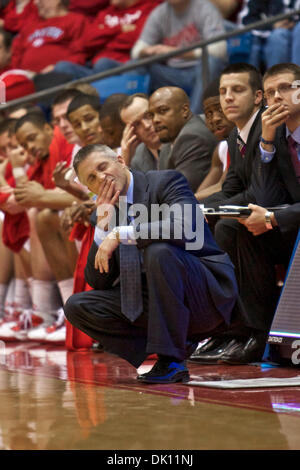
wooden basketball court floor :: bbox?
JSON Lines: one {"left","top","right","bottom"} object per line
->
{"left": 0, "top": 341, "right": 300, "bottom": 451}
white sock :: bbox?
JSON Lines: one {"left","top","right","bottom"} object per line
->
{"left": 31, "top": 279, "right": 62, "bottom": 321}
{"left": 26, "top": 277, "right": 34, "bottom": 299}
{"left": 0, "top": 283, "right": 9, "bottom": 317}
{"left": 14, "top": 279, "right": 32, "bottom": 310}
{"left": 57, "top": 278, "right": 74, "bottom": 305}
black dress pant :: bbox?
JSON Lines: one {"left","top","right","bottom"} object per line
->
{"left": 214, "top": 219, "right": 297, "bottom": 333}
{"left": 64, "top": 243, "right": 226, "bottom": 368}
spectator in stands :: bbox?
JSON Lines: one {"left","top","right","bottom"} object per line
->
{"left": 190, "top": 62, "right": 300, "bottom": 366}
{"left": 54, "top": 0, "right": 161, "bottom": 79}
{"left": 195, "top": 79, "right": 235, "bottom": 201}
{"left": 131, "top": 0, "right": 228, "bottom": 114}
{"left": 148, "top": 86, "right": 217, "bottom": 192}
{"left": 69, "top": 0, "right": 109, "bottom": 19}
{"left": 119, "top": 93, "right": 169, "bottom": 171}
{"left": 11, "top": 0, "right": 87, "bottom": 75}
{"left": 0, "top": 27, "right": 12, "bottom": 74}
{"left": 211, "top": 0, "right": 244, "bottom": 21}
{"left": 99, "top": 93, "right": 128, "bottom": 151}
{"left": 241, "top": 0, "right": 300, "bottom": 69}
{"left": 0, "top": 0, "right": 39, "bottom": 34}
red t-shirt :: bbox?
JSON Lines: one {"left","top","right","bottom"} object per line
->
{"left": 11, "top": 12, "right": 88, "bottom": 72}
{"left": 73, "top": 0, "right": 162, "bottom": 64}
{"left": 0, "top": 0, "right": 39, "bottom": 33}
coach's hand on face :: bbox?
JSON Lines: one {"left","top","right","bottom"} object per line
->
{"left": 95, "top": 175, "right": 120, "bottom": 232}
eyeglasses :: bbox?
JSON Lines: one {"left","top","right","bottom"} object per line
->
{"left": 264, "top": 83, "right": 298, "bottom": 100}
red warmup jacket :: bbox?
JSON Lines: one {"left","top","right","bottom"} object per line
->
{"left": 0, "top": 0, "right": 39, "bottom": 33}
{"left": 11, "top": 12, "right": 88, "bottom": 72}
{"left": 72, "top": 0, "right": 162, "bottom": 64}
{"left": 0, "top": 127, "right": 74, "bottom": 253}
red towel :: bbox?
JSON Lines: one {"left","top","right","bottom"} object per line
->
{"left": 66, "top": 224, "right": 95, "bottom": 351}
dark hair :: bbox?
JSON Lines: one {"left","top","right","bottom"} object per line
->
{"left": 7, "top": 103, "right": 44, "bottom": 118}
{"left": 15, "top": 112, "right": 49, "bottom": 133}
{"left": 0, "top": 118, "right": 17, "bottom": 136}
{"left": 51, "top": 89, "right": 82, "bottom": 108}
{"left": 67, "top": 93, "right": 101, "bottom": 118}
{"left": 73, "top": 144, "right": 117, "bottom": 174}
{"left": 202, "top": 78, "right": 221, "bottom": 102}
{"left": 60, "top": 0, "right": 70, "bottom": 8}
{"left": 263, "top": 62, "right": 300, "bottom": 84}
{"left": 220, "top": 62, "right": 263, "bottom": 93}
{"left": 99, "top": 93, "right": 128, "bottom": 123}
{"left": 66, "top": 82, "right": 100, "bottom": 98}
{"left": 119, "top": 92, "right": 148, "bottom": 113}
{"left": 0, "top": 27, "right": 13, "bottom": 50}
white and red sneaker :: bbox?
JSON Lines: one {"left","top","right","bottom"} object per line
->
{"left": 45, "top": 308, "right": 66, "bottom": 345}
{"left": 0, "top": 304, "right": 23, "bottom": 341}
{"left": 10, "top": 310, "right": 44, "bottom": 341}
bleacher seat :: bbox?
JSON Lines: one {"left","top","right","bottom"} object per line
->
{"left": 91, "top": 74, "right": 151, "bottom": 103}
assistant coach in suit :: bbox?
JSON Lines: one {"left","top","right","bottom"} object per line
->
{"left": 148, "top": 86, "right": 217, "bottom": 192}
{"left": 64, "top": 144, "right": 243, "bottom": 384}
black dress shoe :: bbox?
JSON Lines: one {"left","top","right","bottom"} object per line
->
{"left": 188, "top": 336, "right": 227, "bottom": 360}
{"left": 187, "top": 338, "right": 238, "bottom": 364}
{"left": 220, "top": 334, "right": 266, "bottom": 365}
{"left": 137, "top": 358, "right": 190, "bottom": 384}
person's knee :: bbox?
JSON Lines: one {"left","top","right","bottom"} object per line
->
{"left": 36, "top": 208, "right": 59, "bottom": 234}
{"left": 214, "top": 219, "right": 238, "bottom": 252}
{"left": 54, "top": 61, "right": 73, "bottom": 74}
{"left": 64, "top": 293, "right": 82, "bottom": 325}
{"left": 143, "top": 242, "right": 176, "bottom": 271}
{"left": 268, "top": 28, "right": 290, "bottom": 42}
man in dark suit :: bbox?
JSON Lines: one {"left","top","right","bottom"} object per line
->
{"left": 148, "top": 86, "right": 217, "bottom": 192}
{"left": 63, "top": 143, "right": 243, "bottom": 383}
{"left": 191, "top": 63, "right": 300, "bottom": 365}
{"left": 190, "top": 63, "right": 269, "bottom": 364}
{"left": 200, "top": 63, "right": 264, "bottom": 209}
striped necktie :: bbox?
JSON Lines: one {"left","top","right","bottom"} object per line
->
{"left": 237, "top": 134, "right": 246, "bottom": 157}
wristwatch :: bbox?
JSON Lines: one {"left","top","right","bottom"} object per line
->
{"left": 264, "top": 211, "right": 273, "bottom": 230}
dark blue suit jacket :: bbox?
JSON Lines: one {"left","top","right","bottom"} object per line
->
{"left": 85, "top": 169, "right": 239, "bottom": 325}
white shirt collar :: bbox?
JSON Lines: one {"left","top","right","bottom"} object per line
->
{"left": 238, "top": 109, "right": 260, "bottom": 144}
